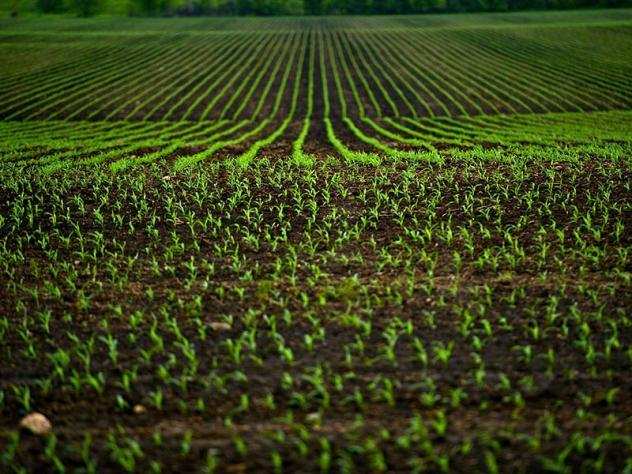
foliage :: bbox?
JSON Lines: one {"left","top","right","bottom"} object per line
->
{"left": 72, "top": 0, "right": 101, "bottom": 16}
{"left": 15, "top": 0, "right": 632, "bottom": 16}
{"left": 35, "top": 0, "right": 65, "bottom": 13}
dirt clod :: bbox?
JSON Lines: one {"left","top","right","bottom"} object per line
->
{"left": 19, "top": 413, "right": 52, "bottom": 436}
{"left": 210, "top": 322, "right": 232, "bottom": 331}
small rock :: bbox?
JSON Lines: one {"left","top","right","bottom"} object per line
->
{"left": 133, "top": 404, "right": 146, "bottom": 414}
{"left": 210, "top": 322, "right": 231, "bottom": 332}
{"left": 20, "top": 412, "right": 52, "bottom": 436}
{"left": 306, "top": 412, "right": 321, "bottom": 424}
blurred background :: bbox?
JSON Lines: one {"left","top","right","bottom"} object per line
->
{"left": 2, "top": 0, "right": 631, "bottom": 19}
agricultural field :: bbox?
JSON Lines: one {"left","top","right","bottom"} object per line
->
{"left": 1, "top": 9, "right": 632, "bottom": 473}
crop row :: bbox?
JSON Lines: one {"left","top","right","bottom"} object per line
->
{"left": 1, "top": 109, "right": 631, "bottom": 171}
{"left": 1, "top": 17, "right": 631, "bottom": 168}
{"left": 1, "top": 23, "right": 631, "bottom": 123}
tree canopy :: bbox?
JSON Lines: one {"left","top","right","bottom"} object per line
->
{"left": 7, "top": 0, "right": 631, "bottom": 17}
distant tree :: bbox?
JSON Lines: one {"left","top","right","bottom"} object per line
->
{"left": 129, "top": 0, "right": 154, "bottom": 14}
{"left": 461, "top": 0, "right": 488, "bottom": 10}
{"left": 400, "top": 0, "right": 414, "bottom": 12}
{"left": 283, "top": 0, "right": 304, "bottom": 14}
{"left": 410, "top": 0, "right": 444, "bottom": 12}
{"left": 484, "top": 0, "right": 508, "bottom": 10}
{"left": 368, "top": 0, "right": 400, "bottom": 15}
{"left": 73, "top": 0, "right": 101, "bottom": 16}
{"left": 347, "top": 0, "right": 371, "bottom": 13}
{"left": 180, "top": 0, "right": 195, "bottom": 14}
{"left": 35, "top": 0, "right": 66, "bottom": 13}
{"left": 129, "top": 0, "right": 177, "bottom": 15}
{"left": 236, "top": 0, "right": 253, "bottom": 13}
{"left": 218, "top": 0, "right": 238, "bottom": 14}
{"left": 444, "top": 0, "right": 462, "bottom": 10}
{"left": 304, "top": 0, "right": 323, "bottom": 14}
{"left": 25, "top": 0, "right": 632, "bottom": 18}
{"left": 253, "top": 0, "right": 271, "bottom": 14}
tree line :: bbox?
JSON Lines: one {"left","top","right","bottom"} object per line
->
{"left": 10, "top": 0, "right": 632, "bottom": 18}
